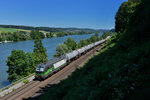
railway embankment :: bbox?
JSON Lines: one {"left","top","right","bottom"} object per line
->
{"left": 39, "top": 0, "right": 150, "bottom": 99}
{"left": 0, "top": 74, "right": 34, "bottom": 97}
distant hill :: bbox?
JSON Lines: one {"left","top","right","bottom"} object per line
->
{"left": 0, "top": 25, "right": 109, "bottom": 33}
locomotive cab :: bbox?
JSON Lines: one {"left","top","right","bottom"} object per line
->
{"left": 35, "top": 66, "right": 45, "bottom": 80}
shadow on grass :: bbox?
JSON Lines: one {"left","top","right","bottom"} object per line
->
{"left": 23, "top": 83, "right": 56, "bottom": 100}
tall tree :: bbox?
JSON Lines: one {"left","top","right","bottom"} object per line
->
{"left": 90, "top": 35, "right": 97, "bottom": 43}
{"left": 78, "top": 39, "right": 89, "bottom": 48}
{"left": 33, "top": 37, "right": 48, "bottom": 64}
{"left": 64, "top": 37, "right": 77, "bottom": 50}
{"left": 115, "top": 0, "right": 139, "bottom": 33}
{"left": 6, "top": 50, "right": 34, "bottom": 82}
{"left": 54, "top": 44, "right": 71, "bottom": 57}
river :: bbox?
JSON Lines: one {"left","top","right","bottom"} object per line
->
{"left": 0, "top": 33, "right": 103, "bottom": 89}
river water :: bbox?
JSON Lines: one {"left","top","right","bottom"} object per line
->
{"left": 0, "top": 33, "right": 102, "bottom": 89}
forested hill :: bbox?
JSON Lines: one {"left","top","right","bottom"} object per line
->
{"left": 0, "top": 24, "right": 108, "bottom": 33}
{"left": 38, "top": 0, "right": 150, "bottom": 99}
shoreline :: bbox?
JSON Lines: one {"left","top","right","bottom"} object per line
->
{"left": 0, "top": 33, "right": 96, "bottom": 44}
{"left": 0, "top": 40, "right": 13, "bottom": 44}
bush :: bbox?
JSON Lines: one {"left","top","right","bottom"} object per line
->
{"left": 23, "top": 80, "right": 29, "bottom": 84}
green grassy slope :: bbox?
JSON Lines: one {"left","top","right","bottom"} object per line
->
{"left": 0, "top": 27, "right": 18, "bottom": 32}
{"left": 38, "top": 0, "right": 150, "bottom": 99}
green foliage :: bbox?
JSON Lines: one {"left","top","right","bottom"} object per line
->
{"left": 55, "top": 32, "right": 92, "bottom": 37}
{"left": 101, "top": 32, "right": 115, "bottom": 39}
{"left": 12, "top": 88, "right": 16, "bottom": 91}
{"left": 46, "top": 32, "right": 53, "bottom": 38}
{"left": 115, "top": 0, "right": 139, "bottom": 33}
{"left": 95, "top": 32, "right": 99, "bottom": 37}
{"left": 0, "top": 30, "right": 95, "bottom": 42}
{"left": 23, "top": 80, "right": 29, "bottom": 84}
{"left": 6, "top": 50, "right": 36, "bottom": 82}
{"left": 30, "top": 30, "right": 45, "bottom": 39}
{"left": 33, "top": 37, "right": 48, "bottom": 64}
{"left": 64, "top": 37, "right": 77, "bottom": 50}
{"left": 54, "top": 44, "right": 71, "bottom": 57}
{"left": 89, "top": 35, "right": 97, "bottom": 43}
{"left": 77, "top": 39, "right": 89, "bottom": 48}
{"left": 0, "top": 31, "right": 30, "bottom": 42}
{"left": 39, "top": 0, "right": 150, "bottom": 99}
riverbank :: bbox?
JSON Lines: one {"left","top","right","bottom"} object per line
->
{"left": 0, "top": 33, "right": 99, "bottom": 89}
{"left": 0, "top": 40, "right": 13, "bottom": 44}
{"left": 0, "top": 32, "right": 93, "bottom": 44}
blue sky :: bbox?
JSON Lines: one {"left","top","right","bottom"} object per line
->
{"left": 0, "top": 0, "right": 126, "bottom": 29}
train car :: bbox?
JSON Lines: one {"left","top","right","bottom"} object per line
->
{"left": 96, "top": 40, "right": 105, "bottom": 46}
{"left": 65, "top": 50, "right": 79, "bottom": 62}
{"left": 84, "top": 44, "right": 90, "bottom": 52}
{"left": 106, "top": 36, "right": 111, "bottom": 40}
{"left": 94, "top": 41, "right": 99, "bottom": 46}
{"left": 77, "top": 47, "right": 86, "bottom": 56}
{"left": 89, "top": 43, "right": 95, "bottom": 49}
{"left": 35, "top": 56, "right": 67, "bottom": 80}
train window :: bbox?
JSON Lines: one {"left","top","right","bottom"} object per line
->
{"left": 36, "top": 66, "right": 44, "bottom": 72}
{"left": 40, "top": 68, "right": 44, "bottom": 72}
{"left": 36, "top": 66, "right": 40, "bottom": 71}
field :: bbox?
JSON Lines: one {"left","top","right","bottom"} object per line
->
{"left": 0, "top": 28, "right": 18, "bottom": 32}
{"left": 0, "top": 27, "right": 48, "bottom": 33}
{"left": 16, "top": 29, "right": 31, "bottom": 32}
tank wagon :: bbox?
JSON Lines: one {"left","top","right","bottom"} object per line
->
{"left": 35, "top": 36, "right": 110, "bottom": 80}
{"left": 77, "top": 47, "right": 86, "bottom": 56}
{"left": 65, "top": 50, "right": 79, "bottom": 62}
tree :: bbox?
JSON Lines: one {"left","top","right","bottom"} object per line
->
{"left": 64, "top": 37, "right": 77, "bottom": 50}
{"left": 56, "top": 32, "right": 66, "bottom": 37}
{"left": 78, "top": 39, "right": 89, "bottom": 48}
{"left": 12, "top": 32, "right": 20, "bottom": 41}
{"left": 115, "top": 0, "right": 139, "bottom": 33}
{"left": 101, "top": 32, "right": 113, "bottom": 39}
{"left": 6, "top": 50, "right": 27, "bottom": 82}
{"left": 54, "top": 44, "right": 71, "bottom": 57}
{"left": 6, "top": 50, "right": 36, "bottom": 83}
{"left": 33, "top": 37, "right": 48, "bottom": 64}
{"left": 0, "top": 36, "right": 2, "bottom": 42}
{"left": 89, "top": 35, "right": 97, "bottom": 43}
{"left": 46, "top": 32, "right": 53, "bottom": 38}
{"left": 26, "top": 52, "right": 36, "bottom": 73}
{"left": 30, "top": 30, "right": 45, "bottom": 39}
{"left": 95, "top": 32, "right": 99, "bottom": 37}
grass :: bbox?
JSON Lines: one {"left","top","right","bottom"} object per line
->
{"left": 0, "top": 27, "right": 48, "bottom": 33}
{"left": 0, "top": 28, "right": 18, "bottom": 32}
{"left": 23, "top": 80, "right": 29, "bottom": 84}
{"left": 16, "top": 29, "right": 31, "bottom": 32}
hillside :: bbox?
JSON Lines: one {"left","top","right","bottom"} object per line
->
{"left": 0, "top": 25, "right": 108, "bottom": 33}
{"left": 37, "top": 0, "right": 150, "bottom": 100}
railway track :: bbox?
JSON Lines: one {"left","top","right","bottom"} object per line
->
{"left": 0, "top": 44, "right": 103, "bottom": 100}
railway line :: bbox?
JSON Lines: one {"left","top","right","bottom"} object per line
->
{"left": 0, "top": 43, "right": 104, "bottom": 100}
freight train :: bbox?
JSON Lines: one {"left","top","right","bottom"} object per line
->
{"left": 35, "top": 36, "right": 111, "bottom": 80}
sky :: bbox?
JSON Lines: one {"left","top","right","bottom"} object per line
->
{"left": 0, "top": 0, "right": 126, "bottom": 29}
